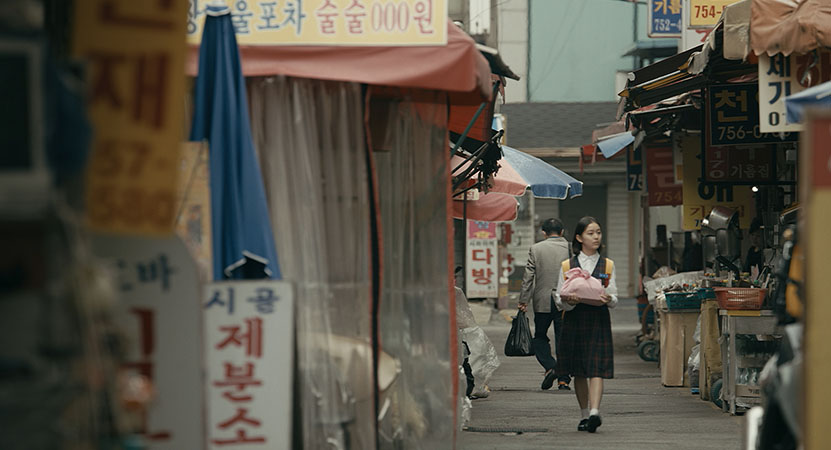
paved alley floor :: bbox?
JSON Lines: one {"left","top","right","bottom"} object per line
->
{"left": 458, "top": 299, "right": 743, "bottom": 450}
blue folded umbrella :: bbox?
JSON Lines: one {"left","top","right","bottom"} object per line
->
{"left": 189, "top": 5, "right": 281, "bottom": 280}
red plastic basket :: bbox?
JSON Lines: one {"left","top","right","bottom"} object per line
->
{"left": 714, "top": 287, "right": 767, "bottom": 310}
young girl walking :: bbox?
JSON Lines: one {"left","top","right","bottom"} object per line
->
{"left": 554, "top": 216, "right": 618, "bottom": 433}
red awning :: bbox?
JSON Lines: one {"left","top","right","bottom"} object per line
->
{"left": 751, "top": 0, "right": 831, "bottom": 56}
{"left": 186, "top": 23, "right": 492, "bottom": 100}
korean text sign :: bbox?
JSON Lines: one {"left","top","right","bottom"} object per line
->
{"left": 649, "top": 0, "right": 682, "bottom": 38}
{"left": 204, "top": 281, "right": 294, "bottom": 450}
{"left": 187, "top": 0, "right": 447, "bottom": 46}
{"left": 466, "top": 221, "right": 498, "bottom": 298}
{"left": 680, "top": 135, "right": 751, "bottom": 230}
{"left": 73, "top": 0, "right": 188, "bottom": 235}
{"left": 91, "top": 235, "right": 204, "bottom": 449}
{"left": 645, "top": 143, "right": 682, "bottom": 206}
{"left": 627, "top": 144, "right": 644, "bottom": 191}
{"left": 708, "top": 83, "right": 798, "bottom": 146}
{"left": 704, "top": 145, "right": 775, "bottom": 184}
{"left": 758, "top": 51, "right": 831, "bottom": 133}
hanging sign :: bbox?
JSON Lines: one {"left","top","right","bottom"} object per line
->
{"left": 758, "top": 51, "right": 831, "bottom": 133}
{"left": 680, "top": 135, "right": 752, "bottom": 230}
{"left": 708, "top": 83, "right": 798, "bottom": 146}
{"left": 92, "top": 235, "right": 204, "bottom": 449}
{"left": 649, "top": 0, "right": 682, "bottom": 38}
{"left": 689, "top": 0, "right": 737, "bottom": 28}
{"left": 204, "top": 280, "right": 294, "bottom": 450}
{"left": 680, "top": 0, "right": 714, "bottom": 50}
{"left": 74, "top": 0, "right": 188, "bottom": 235}
{"left": 466, "top": 221, "right": 498, "bottom": 298}
{"left": 646, "top": 142, "right": 682, "bottom": 206}
{"left": 703, "top": 145, "right": 776, "bottom": 184}
{"left": 627, "top": 144, "right": 644, "bottom": 191}
{"left": 187, "top": 0, "right": 448, "bottom": 46}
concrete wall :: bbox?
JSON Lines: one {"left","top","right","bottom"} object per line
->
{"left": 527, "top": 0, "right": 650, "bottom": 102}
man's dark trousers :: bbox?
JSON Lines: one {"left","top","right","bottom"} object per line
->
{"left": 533, "top": 311, "right": 571, "bottom": 384}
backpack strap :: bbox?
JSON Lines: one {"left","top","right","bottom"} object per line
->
{"left": 561, "top": 259, "right": 571, "bottom": 274}
{"left": 605, "top": 258, "right": 614, "bottom": 276}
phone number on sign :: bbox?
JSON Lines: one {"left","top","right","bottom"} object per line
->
{"left": 717, "top": 125, "right": 793, "bottom": 142}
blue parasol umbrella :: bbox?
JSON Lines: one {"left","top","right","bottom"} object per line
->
{"left": 500, "top": 145, "right": 583, "bottom": 199}
{"left": 189, "top": 4, "right": 281, "bottom": 280}
{"left": 785, "top": 80, "right": 831, "bottom": 124}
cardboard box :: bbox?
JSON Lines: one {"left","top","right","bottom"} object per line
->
{"left": 660, "top": 310, "right": 700, "bottom": 387}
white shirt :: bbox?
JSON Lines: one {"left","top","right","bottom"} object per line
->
{"left": 553, "top": 251, "right": 618, "bottom": 311}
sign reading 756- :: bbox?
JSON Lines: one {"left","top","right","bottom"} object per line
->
{"left": 708, "top": 83, "right": 798, "bottom": 146}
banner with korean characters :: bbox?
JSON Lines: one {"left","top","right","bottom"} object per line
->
{"left": 74, "top": 0, "right": 188, "bottom": 235}
{"left": 708, "top": 83, "right": 798, "bottom": 146}
{"left": 680, "top": 135, "right": 752, "bottom": 230}
{"left": 204, "top": 280, "right": 294, "bottom": 449}
{"left": 645, "top": 141, "right": 682, "bottom": 206}
{"left": 703, "top": 145, "right": 776, "bottom": 184}
{"left": 187, "top": 0, "right": 447, "bottom": 46}
{"left": 91, "top": 234, "right": 204, "bottom": 450}
{"left": 649, "top": 0, "right": 682, "bottom": 38}
{"left": 759, "top": 51, "right": 831, "bottom": 133}
{"left": 466, "top": 220, "right": 499, "bottom": 298}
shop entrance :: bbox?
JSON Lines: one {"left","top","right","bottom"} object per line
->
{"left": 558, "top": 184, "right": 608, "bottom": 243}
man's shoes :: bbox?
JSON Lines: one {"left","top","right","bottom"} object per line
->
{"left": 586, "top": 415, "right": 602, "bottom": 433}
{"left": 541, "top": 369, "right": 556, "bottom": 390}
{"left": 577, "top": 418, "right": 589, "bottom": 431}
{"left": 558, "top": 381, "right": 571, "bottom": 391}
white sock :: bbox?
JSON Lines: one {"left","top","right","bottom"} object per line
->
{"left": 590, "top": 408, "right": 599, "bottom": 417}
{"left": 581, "top": 408, "right": 589, "bottom": 419}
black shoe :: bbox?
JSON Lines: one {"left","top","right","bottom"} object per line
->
{"left": 541, "top": 370, "right": 556, "bottom": 390}
{"left": 586, "top": 415, "right": 602, "bottom": 433}
{"left": 558, "top": 382, "right": 571, "bottom": 391}
{"left": 577, "top": 419, "right": 589, "bottom": 431}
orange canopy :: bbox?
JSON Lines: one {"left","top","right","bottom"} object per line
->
{"left": 751, "top": 0, "right": 831, "bottom": 56}
{"left": 186, "top": 23, "right": 492, "bottom": 101}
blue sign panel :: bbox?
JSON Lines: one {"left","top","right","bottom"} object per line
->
{"left": 627, "top": 144, "right": 643, "bottom": 191}
{"left": 708, "top": 83, "right": 799, "bottom": 146}
{"left": 649, "top": 0, "right": 682, "bottom": 38}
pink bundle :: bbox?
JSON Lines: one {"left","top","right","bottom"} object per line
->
{"left": 560, "top": 268, "right": 607, "bottom": 306}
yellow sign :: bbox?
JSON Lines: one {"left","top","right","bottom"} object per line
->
{"left": 680, "top": 135, "right": 752, "bottom": 230}
{"left": 187, "top": 0, "right": 447, "bottom": 46}
{"left": 689, "top": 0, "right": 738, "bottom": 27}
{"left": 74, "top": 0, "right": 188, "bottom": 235}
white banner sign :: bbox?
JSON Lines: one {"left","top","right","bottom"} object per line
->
{"left": 466, "top": 220, "right": 499, "bottom": 298}
{"left": 92, "top": 235, "right": 204, "bottom": 450}
{"left": 759, "top": 51, "right": 831, "bottom": 133}
{"left": 204, "top": 281, "right": 294, "bottom": 450}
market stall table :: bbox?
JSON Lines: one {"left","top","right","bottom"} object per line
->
{"left": 719, "top": 310, "right": 781, "bottom": 415}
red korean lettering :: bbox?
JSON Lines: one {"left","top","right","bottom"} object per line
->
{"left": 472, "top": 248, "right": 493, "bottom": 265}
{"left": 413, "top": 0, "right": 434, "bottom": 34}
{"left": 216, "top": 318, "right": 263, "bottom": 358}
{"left": 344, "top": 0, "right": 366, "bottom": 34}
{"left": 212, "top": 408, "right": 266, "bottom": 445}
{"left": 472, "top": 268, "right": 493, "bottom": 285}
{"left": 315, "top": 0, "right": 338, "bottom": 35}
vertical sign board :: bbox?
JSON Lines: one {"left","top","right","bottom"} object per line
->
{"left": 187, "top": 0, "right": 448, "bottom": 46}
{"left": 649, "top": 0, "right": 682, "bottom": 38}
{"left": 680, "top": 135, "right": 752, "bottom": 230}
{"left": 204, "top": 281, "right": 294, "bottom": 450}
{"left": 703, "top": 146, "right": 775, "bottom": 184}
{"left": 802, "top": 111, "right": 831, "bottom": 449}
{"left": 759, "top": 51, "right": 831, "bottom": 133}
{"left": 466, "top": 221, "right": 498, "bottom": 298}
{"left": 680, "top": 0, "right": 714, "bottom": 50}
{"left": 645, "top": 143, "right": 682, "bottom": 206}
{"left": 708, "top": 83, "right": 798, "bottom": 146}
{"left": 91, "top": 235, "right": 203, "bottom": 449}
{"left": 688, "top": 0, "right": 737, "bottom": 27}
{"left": 74, "top": 1, "right": 188, "bottom": 235}
{"left": 627, "top": 145, "right": 644, "bottom": 191}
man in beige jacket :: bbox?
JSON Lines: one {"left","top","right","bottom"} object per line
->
{"left": 518, "top": 218, "right": 572, "bottom": 390}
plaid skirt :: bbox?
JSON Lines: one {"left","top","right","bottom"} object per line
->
{"left": 556, "top": 303, "right": 614, "bottom": 379}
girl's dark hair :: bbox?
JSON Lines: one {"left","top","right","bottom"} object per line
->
{"left": 572, "top": 216, "right": 603, "bottom": 255}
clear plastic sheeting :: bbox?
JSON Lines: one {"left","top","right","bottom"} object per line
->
{"left": 373, "top": 91, "right": 455, "bottom": 449}
{"left": 249, "top": 77, "right": 375, "bottom": 450}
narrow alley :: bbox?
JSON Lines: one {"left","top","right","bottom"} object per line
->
{"left": 459, "top": 299, "right": 743, "bottom": 450}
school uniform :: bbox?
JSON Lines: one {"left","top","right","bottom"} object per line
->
{"left": 553, "top": 252, "right": 618, "bottom": 379}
